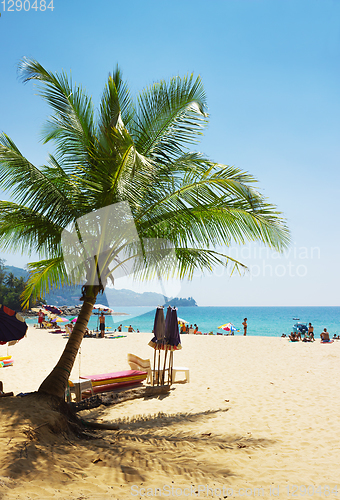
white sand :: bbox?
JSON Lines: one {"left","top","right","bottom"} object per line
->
{"left": 0, "top": 326, "right": 339, "bottom": 499}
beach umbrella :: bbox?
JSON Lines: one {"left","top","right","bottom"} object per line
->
{"left": 163, "top": 306, "right": 182, "bottom": 384}
{"left": 93, "top": 304, "right": 113, "bottom": 312}
{"left": 69, "top": 316, "right": 78, "bottom": 323}
{"left": 165, "top": 307, "right": 182, "bottom": 350}
{"left": 44, "top": 305, "right": 63, "bottom": 315}
{"left": 177, "top": 317, "right": 189, "bottom": 324}
{"left": 0, "top": 304, "right": 28, "bottom": 345}
{"left": 149, "top": 307, "right": 166, "bottom": 385}
{"left": 51, "top": 316, "right": 68, "bottom": 323}
{"left": 149, "top": 306, "right": 166, "bottom": 347}
{"left": 218, "top": 322, "right": 238, "bottom": 332}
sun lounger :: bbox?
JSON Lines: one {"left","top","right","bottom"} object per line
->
{"left": 128, "top": 353, "right": 189, "bottom": 384}
{"left": 80, "top": 369, "right": 148, "bottom": 395}
{"left": 127, "top": 353, "right": 153, "bottom": 384}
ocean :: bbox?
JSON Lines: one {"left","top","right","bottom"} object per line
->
{"left": 26, "top": 306, "right": 340, "bottom": 338}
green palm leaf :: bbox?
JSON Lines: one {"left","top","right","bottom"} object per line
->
{"left": 131, "top": 74, "right": 208, "bottom": 161}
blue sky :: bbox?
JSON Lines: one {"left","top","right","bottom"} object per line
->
{"left": 0, "top": 0, "right": 339, "bottom": 306}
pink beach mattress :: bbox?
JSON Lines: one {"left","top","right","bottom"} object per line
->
{"left": 87, "top": 380, "right": 143, "bottom": 395}
{"left": 80, "top": 370, "right": 147, "bottom": 387}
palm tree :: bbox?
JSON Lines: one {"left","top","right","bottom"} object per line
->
{"left": 0, "top": 59, "right": 290, "bottom": 399}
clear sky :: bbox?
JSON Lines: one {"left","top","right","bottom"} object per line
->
{"left": 0, "top": 0, "right": 339, "bottom": 306}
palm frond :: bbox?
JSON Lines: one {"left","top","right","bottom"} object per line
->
{"left": 0, "top": 136, "right": 83, "bottom": 224}
{"left": 19, "top": 58, "right": 95, "bottom": 173}
{"left": 21, "top": 256, "right": 71, "bottom": 309}
{"left": 0, "top": 201, "right": 62, "bottom": 256}
{"left": 134, "top": 160, "right": 290, "bottom": 252}
{"left": 97, "top": 66, "right": 134, "bottom": 134}
{"left": 130, "top": 245, "right": 247, "bottom": 282}
{"left": 131, "top": 74, "right": 208, "bottom": 162}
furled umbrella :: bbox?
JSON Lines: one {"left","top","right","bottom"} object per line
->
{"left": 0, "top": 304, "right": 28, "bottom": 345}
{"left": 149, "top": 306, "right": 166, "bottom": 385}
{"left": 164, "top": 306, "right": 182, "bottom": 384}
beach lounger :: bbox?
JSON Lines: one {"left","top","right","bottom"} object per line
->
{"left": 127, "top": 353, "right": 153, "bottom": 384}
{"left": 127, "top": 353, "right": 190, "bottom": 384}
{"left": 80, "top": 369, "right": 148, "bottom": 395}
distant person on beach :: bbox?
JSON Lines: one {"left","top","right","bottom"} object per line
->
{"left": 128, "top": 325, "right": 135, "bottom": 332}
{"left": 242, "top": 318, "right": 247, "bottom": 336}
{"left": 38, "top": 309, "right": 45, "bottom": 329}
{"left": 118, "top": 324, "right": 122, "bottom": 332}
{"left": 307, "top": 323, "right": 314, "bottom": 340}
{"left": 320, "top": 328, "right": 330, "bottom": 341}
{"left": 289, "top": 332, "right": 300, "bottom": 341}
{"left": 99, "top": 312, "right": 105, "bottom": 338}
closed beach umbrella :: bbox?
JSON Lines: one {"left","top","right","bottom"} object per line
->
{"left": 165, "top": 306, "right": 182, "bottom": 350}
{"left": 0, "top": 304, "right": 28, "bottom": 345}
{"left": 149, "top": 307, "right": 166, "bottom": 385}
{"left": 149, "top": 306, "right": 166, "bottom": 348}
{"left": 164, "top": 306, "right": 182, "bottom": 384}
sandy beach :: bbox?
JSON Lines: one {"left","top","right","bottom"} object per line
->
{"left": 0, "top": 325, "right": 339, "bottom": 499}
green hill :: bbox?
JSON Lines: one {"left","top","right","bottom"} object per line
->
{"left": 2, "top": 265, "right": 197, "bottom": 307}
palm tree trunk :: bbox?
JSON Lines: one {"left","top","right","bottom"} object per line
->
{"left": 38, "top": 289, "right": 99, "bottom": 398}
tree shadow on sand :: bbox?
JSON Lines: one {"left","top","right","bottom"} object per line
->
{"left": 0, "top": 393, "right": 276, "bottom": 488}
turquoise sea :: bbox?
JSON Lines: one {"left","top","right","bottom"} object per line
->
{"left": 26, "top": 306, "right": 340, "bottom": 338}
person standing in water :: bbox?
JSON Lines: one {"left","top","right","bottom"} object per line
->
{"left": 242, "top": 318, "right": 247, "bottom": 336}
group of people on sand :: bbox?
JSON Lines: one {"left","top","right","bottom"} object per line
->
{"left": 287, "top": 322, "right": 315, "bottom": 342}
{"left": 180, "top": 323, "right": 199, "bottom": 334}
{"left": 285, "top": 322, "right": 340, "bottom": 342}
{"left": 113, "top": 324, "right": 139, "bottom": 333}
